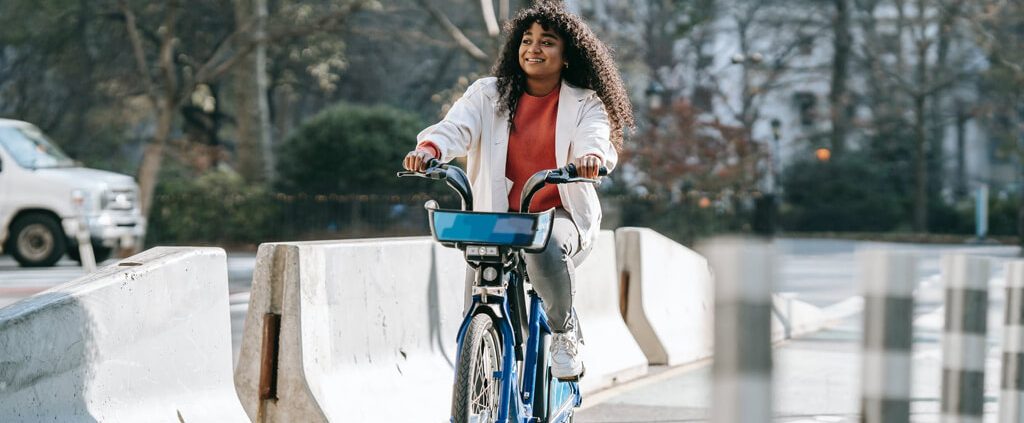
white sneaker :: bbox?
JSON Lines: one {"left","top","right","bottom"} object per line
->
{"left": 550, "top": 327, "right": 584, "bottom": 381}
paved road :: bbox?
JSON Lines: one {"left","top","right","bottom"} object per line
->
{"left": 576, "top": 239, "right": 1020, "bottom": 422}
{"left": 1, "top": 238, "right": 1020, "bottom": 420}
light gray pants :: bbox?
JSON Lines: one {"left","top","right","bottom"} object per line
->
{"left": 525, "top": 209, "right": 591, "bottom": 333}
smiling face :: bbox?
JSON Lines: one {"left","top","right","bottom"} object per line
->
{"left": 518, "top": 22, "right": 566, "bottom": 82}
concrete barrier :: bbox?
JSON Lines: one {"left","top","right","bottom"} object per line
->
{"left": 614, "top": 227, "right": 714, "bottom": 366}
{"left": 234, "top": 238, "right": 467, "bottom": 422}
{"left": 771, "top": 293, "right": 826, "bottom": 342}
{"left": 703, "top": 237, "right": 775, "bottom": 423}
{"left": 575, "top": 230, "right": 649, "bottom": 393}
{"left": 1000, "top": 260, "right": 1024, "bottom": 423}
{"left": 859, "top": 250, "right": 917, "bottom": 422}
{"left": 940, "top": 254, "right": 991, "bottom": 423}
{"left": 0, "top": 247, "right": 246, "bottom": 422}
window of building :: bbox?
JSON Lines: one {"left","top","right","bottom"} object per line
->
{"left": 793, "top": 92, "right": 817, "bottom": 126}
{"left": 798, "top": 34, "right": 814, "bottom": 55}
{"left": 693, "top": 85, "right": 713, "bottom": 111}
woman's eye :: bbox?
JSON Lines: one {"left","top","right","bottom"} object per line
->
{"left": 521, "top": 39, "right": 531, "bottom": 45}
{"left": 542, "top": 41, "right": 554, "bottom": 46}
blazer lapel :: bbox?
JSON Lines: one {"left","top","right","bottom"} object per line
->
{"left": 490, "top": 97, "right": 511, "bottom": 210}
{"left": 555, "top": 80, "right": 582, "bottom": 166}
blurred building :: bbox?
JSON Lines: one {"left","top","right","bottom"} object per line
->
{"left": 571, "top": 0, "right": 1013, "bottom": 199}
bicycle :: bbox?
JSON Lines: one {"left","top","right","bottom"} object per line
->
{"left": 398, "top": 159, "right": 605, "bottom": 423}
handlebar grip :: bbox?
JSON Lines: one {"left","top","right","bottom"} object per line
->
{"left": 397, "top": 158, "right": 443, "bottom": 178}
{"left": 566, "top": 163, "right": 609, "bottom": 178}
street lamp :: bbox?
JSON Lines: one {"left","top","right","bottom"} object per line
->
{"left": 770, "top": 118, "right": 782, "bottom": 194}
{"left": 645, "top": 80, "right": 665, "bottom": 112}
{"left": 815, "top": 148, "right": 831, "bottom": 162}
{"left": 754, "top": 118, "right": 782, "bottom": 237}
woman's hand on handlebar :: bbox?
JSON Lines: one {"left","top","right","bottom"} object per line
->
{"left": 573, "top": 155, "right": 604, "bottom": 179}
{"left": 403, "top": 149, "right": 436, "bottom": 172}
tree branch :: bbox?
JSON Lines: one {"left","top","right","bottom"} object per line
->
{"left": 118, "top": 0, "right": 158, "bottom": 104}
{"left": 194, "top": 1, "right": 367, "bottom": 84}
{"left": 415, "top": 0, "right": 491, "bottom": 64}
{"left": 159, "top": 0, "right": 180, "bottom": 104}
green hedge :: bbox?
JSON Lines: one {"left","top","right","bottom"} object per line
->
{"left": 147, "top": 170, "right": 280, "bottom": 245}
{"left": 275, "top": 102, "right": 440, "bottom": 196}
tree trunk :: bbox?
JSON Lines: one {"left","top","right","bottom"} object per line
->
{"left": 256, "top": 0, "right": 275, "bottom": 183}
{"left": 955, "top": 102, "right": 968, "bottom": 200}
{"left": 829, "top": 0, "right": 851, "bottom": 156}
{"left": 137, "top": 100, "right": 174, "bottom": 220}
{"left": 233, "top": 0, "right": 262, "bottom": 182}
{"left": 913, "top": 94, "right": 928, "bottom": 232}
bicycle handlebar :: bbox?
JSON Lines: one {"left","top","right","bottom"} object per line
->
{"left": 396, "top": 158, "right": 474, "bottom": 210}
{"left": 519, "top": 163, "right": 608, "bottom": 213}
{"left": 397, "top": 160, "right": 608, "bottom": 213}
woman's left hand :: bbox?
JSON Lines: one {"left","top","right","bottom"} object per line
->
{"left": 574, "top": 155, "right": 604, "bottom": 179}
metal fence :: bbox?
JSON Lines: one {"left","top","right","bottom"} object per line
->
{"left": 147, "top": 192, "right": 751, "bottom": 247}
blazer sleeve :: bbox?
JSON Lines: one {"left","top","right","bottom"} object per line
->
{"left": 415, "top": 79, "right": 488, "bottom": 163}
{"left": 572, "top": 95, "right": 618, "bottom": 172}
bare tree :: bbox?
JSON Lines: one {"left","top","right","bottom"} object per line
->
{"left": 830, "top": 0, "right": 852, "bottom": 155}
{"left": 966, "top": 0, "right": 1024, "bottom": 248}
{"left": 117, "top": 0, "right": 371, "bottom": 218}
{"left": 852, "top": 0, "right": 970, "bottom": 232}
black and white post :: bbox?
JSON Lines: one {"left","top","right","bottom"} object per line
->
{"left": 859, "top": 250, "right": 917, "bottom": 422}
{"left": 999, "top": 260, "right": 1024, "bottom": 422}
{"left": 941, "top": 254, "right": 991, "bottom": 423}
{"left": 704, "top": 238, "right": 775, "bottom": 423}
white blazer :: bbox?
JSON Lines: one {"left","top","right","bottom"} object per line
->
{"left": 416, "top": 77, "right": 618, "bottom": 251}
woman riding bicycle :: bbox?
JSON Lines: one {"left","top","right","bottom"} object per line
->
{"left": 402, "top": 1, "right": 634, "bottom": 381}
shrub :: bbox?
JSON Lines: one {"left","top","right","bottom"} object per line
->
{"left": 148, "top": 170, "right": 279, "bottom": 246}
{"left": 781, "top": 153, "right": 904, "bottom": 232}
{"left": 275, "top": 103, "right": 439, "bottom": 196}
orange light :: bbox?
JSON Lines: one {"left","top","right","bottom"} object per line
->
{"left": 815, "top": 148, "right": 831, "bottom": 162}
{"left": 698, "top": 197, "right": 711, "bottom": 208}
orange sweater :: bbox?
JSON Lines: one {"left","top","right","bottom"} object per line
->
{"left": 506, "top": 87, "right": 561, "bottom": 212}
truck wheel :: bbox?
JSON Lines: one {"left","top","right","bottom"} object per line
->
{"left": 9, "top": 213, "right": 67, "bottom": 267}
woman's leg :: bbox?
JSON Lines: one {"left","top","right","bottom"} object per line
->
{"left": 524, "top": 209, "right": 590, "bottom": 332}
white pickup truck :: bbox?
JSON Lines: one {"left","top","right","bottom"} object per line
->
{"left": 0, "top": 119, "right": 146, "bottom": 267}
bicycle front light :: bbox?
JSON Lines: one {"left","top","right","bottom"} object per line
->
{"left": 482, "top": 266, "right": 499, "bottom": 282}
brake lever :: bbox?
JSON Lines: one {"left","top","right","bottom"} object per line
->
{"left": 396, "top": 158, "right": 447, "bottom": 178}
{"left": 566, "top": 177, "right": 602, "bottom": 185}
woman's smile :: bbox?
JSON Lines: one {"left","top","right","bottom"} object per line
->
{"left": 518, "top": 22, "right": 565, "bottom": 82}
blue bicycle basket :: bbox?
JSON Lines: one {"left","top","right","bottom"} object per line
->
{"left": 428, "top": 208, "right": 554, "bottom": 251}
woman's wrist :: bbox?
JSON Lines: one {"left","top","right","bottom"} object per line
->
{"left": 416, "top": 141, "right": 441, "bottom": 159}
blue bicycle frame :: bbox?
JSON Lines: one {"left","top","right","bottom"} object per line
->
{"left": 453, "top": 268, "right": 581, "bottom": 422}
{"left": 398, "top": 160, "right": 599, "bottom": 423}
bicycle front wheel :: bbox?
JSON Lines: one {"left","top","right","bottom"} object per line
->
{"left": 452, "top": 313, "right": 504, "bottom": 423}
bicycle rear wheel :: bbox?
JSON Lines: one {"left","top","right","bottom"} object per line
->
{"left": 452, "top": 313, "right": 503, "bottom": 423}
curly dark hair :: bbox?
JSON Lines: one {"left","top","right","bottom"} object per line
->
{"left": 492, "top": 1, "right": 634, "bottom": 150}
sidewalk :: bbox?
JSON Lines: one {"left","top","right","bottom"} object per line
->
{"left": 576, "top": 271, "right": 1009, "bottom": 422}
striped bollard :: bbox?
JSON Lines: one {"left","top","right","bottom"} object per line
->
{"left": 941, "top": 254, "right": 991, "bottom": 423}
{"left": 704, "top": 238, "right": 774, "bottom": 423}
{"left": 999, "top": 261, "right": 1024, "bottom": 422}
{"left": 859, "top": 250, "right": 917, "bottom": 422}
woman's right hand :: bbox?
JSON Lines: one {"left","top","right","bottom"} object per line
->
{"left": 403, "top": 149, "right": 436, "bottom": 172}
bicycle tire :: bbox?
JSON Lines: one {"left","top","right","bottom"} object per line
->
{"left": 451, "top": 313, "right": 504, "bottom": 423}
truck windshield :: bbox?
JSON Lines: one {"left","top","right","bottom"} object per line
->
{"left": 0, "top": 126, "right": 74, "bottom": 169}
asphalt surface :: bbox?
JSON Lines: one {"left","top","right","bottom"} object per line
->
{"left": 1, "top": 238, "right": 1021, "bottom": 421}
{"left": 576, "top": 239, "right": 1019, "bottom": 422}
